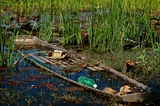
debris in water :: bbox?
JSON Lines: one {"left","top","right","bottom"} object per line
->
{"left": 103, "top": 87, "right": 117, "bottom": 94}
{"left": 125, "top": 60, "right": 139, "bottom": 72}
{"left": 118, "top": 85, "right": 134, "bottom": 95}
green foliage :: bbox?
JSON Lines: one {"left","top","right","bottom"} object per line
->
{"left": 137, "top": 43, "right": 160, "bottom": 74}
{"left": 38, "top": 15, "right": 53, "bottom": 42}
{"left": 0, "top": 0, "right": 3, "bottom": 66}
{"left": 0, "top": 4, "right": 20, "bottom": 67}
{"left": 1, "top": 0, "right": 160, "bottom": 67}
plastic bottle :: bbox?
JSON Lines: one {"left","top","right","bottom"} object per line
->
{"left": 78, "top": 76, "right": 97, "bottom": 88}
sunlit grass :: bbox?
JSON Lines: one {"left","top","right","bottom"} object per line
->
{"left": 1, "top": 0, "right": 160, "bottom": 67}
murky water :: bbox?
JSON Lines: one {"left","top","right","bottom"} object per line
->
{"left": 1, "top": 47, "right": 124, "bottom": 105}
{"left": 1, "top": 47, "right": 160, "bottom": 105}
{"left": 1, "top": 9, "right": 160, "bottom": 105}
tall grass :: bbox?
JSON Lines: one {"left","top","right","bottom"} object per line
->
{"left": 1, "top": 1, "right": 20, "bottom": 67}
{"left": 85, "top": 0, "right": 160, "bottom": 51}
{"left": 2, "top": 0, "right": 160, "bottom": 52}
{"left": 0, "top": 24, "right": 20, "bottom": 67}
{"left": 47, "top": 0, "right": 159, "bottom": 52}
{"left": 0, "top": 0, "right": 3, "bottom": 66}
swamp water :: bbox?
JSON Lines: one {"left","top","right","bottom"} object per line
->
{"left": 1, "top": 47, "right": 123, "bottom": 106}
{"left": 1, "top": 46, "right": 160, "bottom": 105}
{"left": 1, "top": 9, "right": 160, "bottom": 105}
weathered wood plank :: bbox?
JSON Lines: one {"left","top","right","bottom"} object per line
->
{"left": 32, "top": 36, "right": 67, "bottom": 52}
{"left": 15, "top": 39, "right": 36, "bottom": 45}
{"left": 101, "top": 65, "right": 154, "bottom": 92}
{"left": 121, "top": 92, "right": 160, "bottom": 102}
{"left": 38, "top": 56, "right": 56, "bottom": 65}
{"left": 30, "top": 54, "right": 46, "bottom": 63}
{"left": 93, "top": 66, "right": 105, "bottom": 71}
{"left": 86, "top": 66, "right": 97, "bottom": 71}
{"left": 68, "top": 58, "right": 78, "bottom": 63}
{"left": 74, "top": 57, "right": 84, "bottom": 62}
{"left": 49, "top": 59, "right": 68, "bottom": 68}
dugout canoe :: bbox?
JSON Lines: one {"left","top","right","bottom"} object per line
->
{"left": 16, "top": 35, "right": 160, "bottom": 103}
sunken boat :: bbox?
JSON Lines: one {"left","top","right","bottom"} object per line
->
{"left": 15, "top": 35, "right": 160, "bottom": 103}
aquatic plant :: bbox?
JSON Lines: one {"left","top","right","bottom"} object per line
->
{"left": 137, "top": 43, "right": 160, "bottom": 74}
{"left": 0, "top": 0, "right": 3, "bottom": 66}
{"left": 38, "top": 15, "right": 54, "bottom": 42}
{"left": 2, "top": 0, "right": 160, "bottom": 52}
{"left": 1, "top": 0, "right": 160, "bottom": 70}
{"left": 49, "top": 0, "right": 159, "bottom": 52}
{"left": 0, "top": 5, "right": 20, "bottom": 67}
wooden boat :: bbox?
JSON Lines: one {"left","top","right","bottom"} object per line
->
{"left": 16, "top": 35, "right": 160, "bottom": 103}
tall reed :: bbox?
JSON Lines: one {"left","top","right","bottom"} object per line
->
{"left": 2, "top": 0, "right": 160, "bottom": 53}
{"left": 0, "top": 1, "right": 20, "bottom": 67}
{"left": 0, "top": 0, "right": 3, "bottom": 66}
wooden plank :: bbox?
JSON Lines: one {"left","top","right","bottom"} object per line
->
{"left": 87, "top": 58, "right": 154, "bottom": 92}
{"left": 74, "top": 57, "right": 84, "bottom": 62}
{"left": 49, "top": 59, "right": 68, "bottom": 68}
{"left": 86, "top": 66, "right": 97, "bottom": 71}
{"left": 93, "top": 66, "right": 105, "bottom": 71}
{"left": 32, "top": 36, "right": 67, "bottom": 52}
{"left": 101, "top": 65, "right": 154, "bottom": 92}
{"left": 60, "top": 61, "right": 69, "bottom": 65}
{"left": 68, "top": 58, "right": 79, "bottom": 63}
{"left": 38, "top": 56, "right": 66, "bottom": 71}
{"left": 30, "top": 54, "right": 46, "bottom": 63}
{"left": 15, "top": 39, "right": 36, "bottom": 45}
{"left": 64, "top": 59, "right": 75, "bottom": 65}
{"left": 121, "top": 92, "right": 160, "bottom": 102}
{"left": 38, "top": 56, "right": 56, "bottom": 65}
